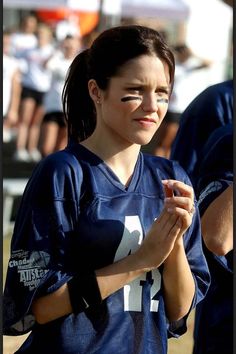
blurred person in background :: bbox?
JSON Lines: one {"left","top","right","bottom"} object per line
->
{"left": 40, "top": 35, "right": 82, "bottom": 156}
{"left": 3, "top": 30, "right": 22, "bottom": 143}
{"left": 153, "top": 44, "right": 211, "bottom": 158}
{"left": 13, "top": 23, "right": 55, "bottom": 162}
{"left": 170, "top": 79, "right": 233, "bottom": 188}
{"left": 10, "top": 14, "right": 38, "bottom": 58}
{"left": 55, "top": 12, "right": 81, "bottom": 42}
{"left": 3, "top": 25, "right": 210, "bottom": 354}
{"left": 192, "top": 123, "right": 233, "bottom": 354}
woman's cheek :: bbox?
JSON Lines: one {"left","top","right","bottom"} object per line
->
{"left": 160, "top": 104, "right": 169, "bottom": 120}
{"left": 129, "top": 101, "right": 142, "bottom": 112}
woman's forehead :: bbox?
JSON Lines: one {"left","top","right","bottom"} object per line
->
{"left": 114, "top": 55, "right": 171, "bottom": 85}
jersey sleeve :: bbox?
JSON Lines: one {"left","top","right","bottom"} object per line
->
{"left": 196, "top": 124, "right": 233, "bottom": 215}
{"left": 3, "top": 151, "right": 83, "bottom": 335}
{"left": 166, "top": 161, "right": 211, "bottom": 338}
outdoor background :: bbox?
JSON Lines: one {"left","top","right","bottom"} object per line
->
{"left": 2, "top": 0, "right": 232, "bottom": 353}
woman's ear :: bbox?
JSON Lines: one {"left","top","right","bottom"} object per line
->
{"left": 88, "top": 79, "right": 102, "bottom": 104}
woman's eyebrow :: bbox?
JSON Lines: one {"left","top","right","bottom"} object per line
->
{"left": 124, "top": 83, "right": 170, "bottom": 92}
{"left": 157, "top": 86, "right": 170, "bottom": 93}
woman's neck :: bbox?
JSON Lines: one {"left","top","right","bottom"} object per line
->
{"left": 80, "top": 135, "right": 141, "bottom": 187}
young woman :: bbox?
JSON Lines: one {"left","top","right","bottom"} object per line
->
{"left": 4, "top": 25, "right": 210, "bottom": 354}
{"left": 13, "top": 23, "right": 54, "bottom": 162}
{"left": 40, "top": 35, "right": 81, "bottom": 157}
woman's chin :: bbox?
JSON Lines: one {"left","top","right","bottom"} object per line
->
{"left": 135, "top": 134, "right": 155, "bottom": 147}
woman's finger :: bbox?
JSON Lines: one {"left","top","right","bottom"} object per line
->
{"left": 162, "top": 179, "right": 194, "bottom": 199}
{"left": 162, "top": 180, "right": 174, "bottom": 198}
{"left": 166, "top": 206, "right": 193, "bottom": 230}
{"left": 164, "top": 196, "right": 194, "bottom": 213}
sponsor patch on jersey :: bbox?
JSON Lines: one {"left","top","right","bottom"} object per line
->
{"left": 8, "top": 250, "right": 50, "bottom": 291}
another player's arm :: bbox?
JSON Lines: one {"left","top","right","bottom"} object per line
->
{"left": 201, "top": 184, "right": 233, "bottom": 256}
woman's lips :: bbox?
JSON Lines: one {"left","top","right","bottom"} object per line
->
{"left": 133, "top": 117, "right": 157, "bottom": 127}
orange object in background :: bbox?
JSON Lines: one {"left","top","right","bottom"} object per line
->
{"left": 78, "top": 11, "right": 99, "bottom": 36}
{"left": 37, "top": 8, "right": 69, "bottom": 23}
{"left": 37, "top": 8, "right": 99, "bottom": 36}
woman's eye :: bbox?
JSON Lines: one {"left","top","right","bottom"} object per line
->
{"left": 127, "top": 87, "right": 142, "bottom": 93}
{"left": 120, "top": 87, "right": 143, "bottom": 102}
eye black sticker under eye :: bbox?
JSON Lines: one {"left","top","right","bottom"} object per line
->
{"left": 121, "top": 96, "right": 142, "bottom": 102}
{"left": 157, "top": 98, "right": 169, "bottom": 103}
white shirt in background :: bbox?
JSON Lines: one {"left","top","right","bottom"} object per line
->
{"left": 43, "top": 51, "right": 75, "bottom": 112}
{"left": 21, "top": 44, "right": 55, "bottom": 93}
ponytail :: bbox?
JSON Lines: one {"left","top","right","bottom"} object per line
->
{"left": 62, "top": 49, "right": 96, "bottom": 142}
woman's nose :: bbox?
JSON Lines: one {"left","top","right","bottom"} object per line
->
{"left": 141, "top": 94, "right": 158, "bottom": 113}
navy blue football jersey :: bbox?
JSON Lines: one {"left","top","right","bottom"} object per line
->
{"left": 193, "top": 124, "right": 233, "bottom": 354}
{"left": 4, "top": 142, "right": 210, "bottom": 354}
{"left": 170, "top": 80, "right": 233, "bottom": 188}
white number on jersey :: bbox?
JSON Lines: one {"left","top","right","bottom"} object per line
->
{"left": 114, "top": 216, "right": 161, "bottom": 312}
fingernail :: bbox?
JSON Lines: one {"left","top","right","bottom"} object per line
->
{"left": 167, "top": 207, "right": 174, "bottom": 213}
{"left": 167, "top": 181, "right": 174, "bottom": 189}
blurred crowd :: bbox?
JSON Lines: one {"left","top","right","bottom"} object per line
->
{"left": 3, "top": 13, "right": 92, "bottom": 162}
{"left": 3, "top": 13, "right": 227, "bottom": 163}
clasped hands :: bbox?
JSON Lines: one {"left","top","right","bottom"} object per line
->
{"left": 135, "top": 179, "right": 195, "bottom": 271}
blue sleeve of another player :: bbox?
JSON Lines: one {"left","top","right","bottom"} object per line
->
{"left": 196, "top": 124, "right": 233, "bottom": 215}
{"left": 3, "top": 151, "right": 83, "bottom": 336}
{"left": 196, "top": 124, "right": 233, "bottom": 274}
{"left": 167, "top": 161, "right": 211, "bottom": 338}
